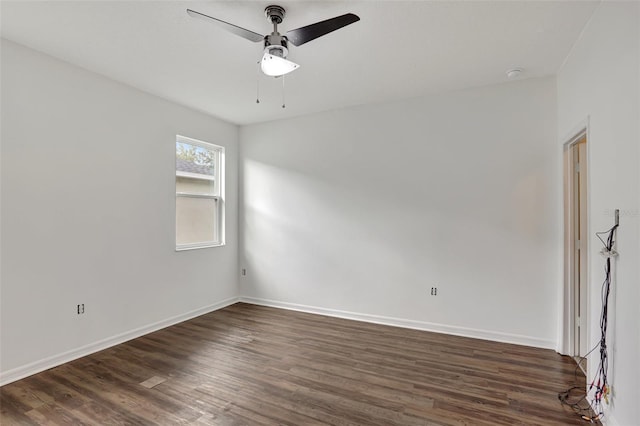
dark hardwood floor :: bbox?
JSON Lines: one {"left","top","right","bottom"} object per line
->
{"left": 1, "top": 303, "right": 594, "bottom": 425}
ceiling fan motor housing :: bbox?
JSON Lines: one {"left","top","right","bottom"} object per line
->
{"left": 265, "top": 5, "right": 285, "bottom": 24}
{"left": 264, "top": 5, "right": 289, "bottom": 56}
{"left": 265, "top": 34, "right": 288, "bottom": 56}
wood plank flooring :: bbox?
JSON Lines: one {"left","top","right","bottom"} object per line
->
{"left": 1, "top": 303, "right": 595, "bottom": 425}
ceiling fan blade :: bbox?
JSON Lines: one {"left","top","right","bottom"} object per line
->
{"left": 286, "top": 13, "right": 360, "bottom": 47}
{"left": 186, "top": 9, "right": 264, "bottom": 43}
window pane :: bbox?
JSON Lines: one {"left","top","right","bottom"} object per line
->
{"left": 176, "top": 176, "right": 215, "bottom": 195}
{"left": 176, "top": 141, "right": 216, "bottom": 177}
{"left": 176, "top": 197, "right": 218, "bottom": 245}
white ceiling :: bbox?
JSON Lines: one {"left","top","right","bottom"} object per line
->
{"left": 1, "top": 1, "right": 599, "bottom": 125}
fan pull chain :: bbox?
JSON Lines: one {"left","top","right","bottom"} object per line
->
{"left": 282, "top": 73, "right": 286, "bottom": 108}
{"left": 256, "top": 61, "right": 261, "bottom": 104}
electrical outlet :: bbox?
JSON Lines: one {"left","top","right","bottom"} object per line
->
{"left": 241, "top": 268, "right": 246, "bottom": 276}
{"left": 430, "top": 287, "right": 438, "bottom": 296}
{"left": 77, "top": 304, "right": 85, "bottom": 314}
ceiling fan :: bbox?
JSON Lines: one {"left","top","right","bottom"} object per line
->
{"left": 187, "top": 5, "right": 360, "bottom": 77}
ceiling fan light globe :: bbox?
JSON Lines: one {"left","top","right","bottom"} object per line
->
{"left": 261, "top": 52, "right": 299, "bottom": 77}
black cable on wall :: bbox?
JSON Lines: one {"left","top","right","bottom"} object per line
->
{"left": 558, "top": 210, "right": 619, "bottom": 423}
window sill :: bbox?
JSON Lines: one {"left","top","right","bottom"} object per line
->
{"left": 176, "top": 242, "right": 225, "bottom": 252}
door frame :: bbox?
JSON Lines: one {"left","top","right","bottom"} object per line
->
{"left": 560, "top": 120, "right": 590, "bottom": 357}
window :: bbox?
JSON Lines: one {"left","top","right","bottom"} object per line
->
{"left": 175, "top": 135, "right": 224, "bottom": 250}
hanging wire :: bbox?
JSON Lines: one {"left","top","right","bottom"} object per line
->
{"left": 558, "top": 213, "right": 619, "bottom": 424}
{"left": 282, "top": 73, "right": 286, "bottom": 108}
{"left": 256, "top": 60, "right": 261, "bottom": 104}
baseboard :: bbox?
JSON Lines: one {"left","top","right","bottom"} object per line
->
{"left": 1, "top": 295, "right": 557, "bottom": 387}
{"left": 240, "top": 296, "right": 556, "bottom": 349}
{"left": 0, "top": 296, "right": 239, "bottom": 387}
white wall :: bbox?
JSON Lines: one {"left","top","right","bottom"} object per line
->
{"left": 240, "top": 77, "right": 560, "bottom": 348}
{"left": 0, "top": 39, "right": 239, "bottom": 384}
{"left": 557, "top": 3, "right": 639, "bottom": 425}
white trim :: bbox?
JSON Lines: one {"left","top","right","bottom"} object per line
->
{"left": 562, "top": 117, "right": 590, "bottom": 148}
{"left": 0, "top": 297, "right": 239, "bottom": 386}
{"left": 176, "top": 193, "right": 219, "bottom": 200}
{"left": 176, "top": 241, "right": 225, "bottom": 251}
{"left": 176, "top": 171, "right": 215, "bottom": 181}
{"left": 240, "top": 297, "right": 556, "bottom": 349}
{"left": 176, "top": 134, "right": 222, "bottom": 152}
{"left": 175, "top": 135, "right": 225, "bottom": 250}
{"left": 218, "top": 149, "right": 226, "bottom": 245}
{"left": 559, "top": 117, "right": 590, "bottom": 356}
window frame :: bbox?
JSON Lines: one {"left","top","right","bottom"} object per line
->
{"left": 175, "top": 135, "right": 225, "bottom": 251}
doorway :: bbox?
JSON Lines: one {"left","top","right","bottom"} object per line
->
{"left": 563, "top": 132, "right": 588, "bottom": 370}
